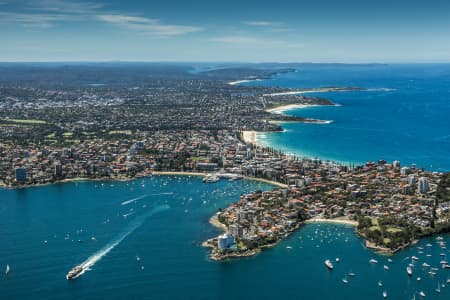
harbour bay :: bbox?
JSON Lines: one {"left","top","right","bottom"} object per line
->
{"left": 1, "top": 176, "right": 449, "bottom": 299}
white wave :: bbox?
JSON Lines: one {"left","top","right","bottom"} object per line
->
{"left": 121, "top": 194, "right": 149, "bottom": 206}
{"left": 72, "top": 204, "right": 170, "bottom": 278}
{"left": 122, "top": 211, "right": 135, "bottom": 218}
{"left": 365, "top": 88, "right": 396, "bottom": 92}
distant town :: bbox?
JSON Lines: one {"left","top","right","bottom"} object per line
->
{"left": 0, "top": 63, "right": 449, "bottom": 258}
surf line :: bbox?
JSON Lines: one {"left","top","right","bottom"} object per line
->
{"left": 68, "top": 204, "right": 170, "bottom": 279}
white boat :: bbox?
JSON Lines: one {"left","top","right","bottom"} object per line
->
{"left": 417, "top": 277, "right": 421, "bottom": 281}
{"left": 202, "top": 175, "right": 220, "bottom": 183}
{"left": 407, "top": 266, "right": 413, "bottom": 276}
{"left": 419, "top": 291, "right": 426, "bottom": 297}
{"left": 335, "top": 257, "right": 340, "bottom": 263}
{"left": 286, "top": 246, "right": 292, "bottom": 249}
{"left": 383, "top": 291, "right": 388, "bottom": 298}
{"left": 66, "top": 265, "right": 83, "bottom": 280}
{"left": 422, "top": 262, "right": 430, "bottom": 268}
{"left": 324, "top": 259, "right": 334, "bottom": 270}
{"left": 342, "top": 277, "right": 348, "bottom": 284}
{"left": 5, "top": 264, "right": 10, "bottom": 275}
{"left": 348, "top": 270, "right": 356, "bottom": 277}
{"left": 370, "top": 258, "right": 378, "bottom": 264}
{"left": 412, "top": 256, "right": 419, "bottom": 261}
{"left": 383, "top": 265, "right": 389, "bottom": 270}
{"left": 387, "top": 258, "right": 393, "bottom": 263}
{"left": 378, "top": 280, "right": 383, "bottom": 287}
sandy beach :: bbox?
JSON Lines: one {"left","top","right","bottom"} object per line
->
{"left": 263, "top": 90, "right": 321, "bottom": 96}
{"left": 228, "top": 79, "right": 261, "bottom": 85}
{"left": 305, "top": 217, "right": 358, "bottom": 226}
{"left": 246, "top": 177, "right": 288, "bottom": 188}
{"left": 152, "top": 171, "right": 206, "bottom": 177}
{"left": 242, "top": 130, "right": 258, "bottom": 144}
{"left": 265, "top": 103, "right": 321, "bottom": 114}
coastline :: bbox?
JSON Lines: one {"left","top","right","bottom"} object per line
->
{"left": 152, "top": 171, "right": 206, "bottom": 177}
{"left": 228, "top": 79, "right": 262, "bottom": 85}
{"left": 305, "top": 217, "right": 358, "bottom": 226}
{"left": 245, "top": 176, "right": 288, "bottom": 188}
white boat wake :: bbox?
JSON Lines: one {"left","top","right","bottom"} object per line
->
{"left": 71, "top": 204, "right": 170, "bottom": 279}
{"left": 121, "top": 194, "right": 149, "bottom": 206}
{"left": 121, "top": 193, "right": 174, "bottom": 206}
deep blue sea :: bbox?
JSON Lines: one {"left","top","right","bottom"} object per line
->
{"left": 243, "top": 64, "right": 450, "bottom": 171}
{"left": 1, "top": 176, "right": 449, "bottom": 300}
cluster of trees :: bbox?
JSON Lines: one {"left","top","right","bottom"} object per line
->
{"left": 357, "top": 216, "right": 422, "bottom": 250}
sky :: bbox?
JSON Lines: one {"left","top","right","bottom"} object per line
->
{"left": 1, "top": 0, "right": 450, "bottom": 63}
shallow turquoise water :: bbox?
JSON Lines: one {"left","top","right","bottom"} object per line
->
{"left": 244, "top": 64, "right": 450, "bottom": 171}
{"left": 1, "top": 176, "right": 449, "bottom": 299}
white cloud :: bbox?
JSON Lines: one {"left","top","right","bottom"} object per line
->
{"left": 0, "top": 1, "right": 202, "bottom": 37}
{"left": 244, "top": 21, "right": 283, "bottom": 27}
{"left": 97, "top": 14, "right": 203, "bottom": 37}
{"left": 0, "top": 12, "right": 76, "bottom": 28}
{"left": 27, "top": 0, "right": 104, "bottom": 14}
{"left": 210, "top": 35, "right": 304, "bottom": 48}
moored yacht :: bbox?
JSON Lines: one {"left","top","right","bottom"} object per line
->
{"left": 324, "top": 259, "right": 333, "bottom": 270}
{"left": 406, "top": 266, "right": 413, "bottom": 276}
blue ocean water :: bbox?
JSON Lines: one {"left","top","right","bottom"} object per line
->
{"left": 244, "top": 64, "right": 450, "bottom": 171}
{"left": 1, "top": 177, "right": 449, "bottom": 300}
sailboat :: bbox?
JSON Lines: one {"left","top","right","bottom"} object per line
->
{"left": 435, "top": 282, "right": 441, "bottom": 293}
{"left": 407, "top": 266, "right": 413, "bottom": 276}
{"left": 342, "top": 276, "right": 348, "bottom": 284}
{"left": 5, "top": 264, "right": 10, "bottom": 275}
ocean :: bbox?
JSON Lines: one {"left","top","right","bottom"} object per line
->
{"left": 1, "top": 176, "right": 449, "bottom": 299}
{"left": 243, "top": 64, "right": 450, "bottom": 171}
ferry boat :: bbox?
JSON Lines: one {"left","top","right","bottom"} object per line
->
{"left": 406, "top": 266, "right": 413, "bottom": 276}
{"left": 66, "top": 265, "right": 83, "bottom": 280}
{"left": 324, "top": 259, "right": 334, "bottom": 270}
